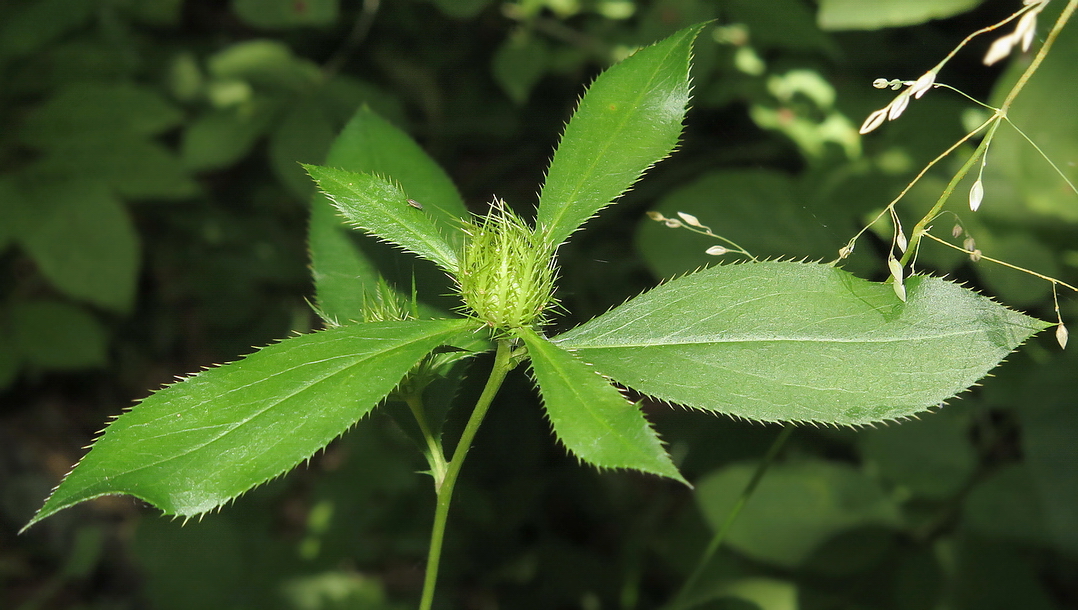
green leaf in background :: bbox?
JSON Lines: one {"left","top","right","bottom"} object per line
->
{"left": 10, "top": 299, "right": 108, "bottom": 370}
{"left": 24, "top": 318, "right": 476, "bottom": 530}
{"left": 305, "top": 165, "right": 460, "bottom": 273}
{"left": 1020, "top": 398, "right": 1078, "bottom": 557}
{"left": 817, "top": 0, "right": 983, "bottom": 30}
{"left": 231, "top": 0, "right": 338, "bottom": 29}
{"left": 16, "top": 178, "right": 139, "bottom": 313}
{"left": 207, "top": 39, "right": 322, "bottom": 92}
{"left": 181, "top": 99, "right": 280, "bottom": 171}
{"left": 492, "top": 31, "right": 549, "bottom": 105}
{"left": 19, "top": 83, "right": 183, "bottom": 147}
{"left": 857, "top": 411, "right": 976, "bottom": 500}
{"left": 307, "top": 107, "right": 469, "bottom": 323}
{"left": 696, "top": 460, "right": 902, "bottom": 568}
{"left": 30, "top": 137, "right": 199, "bottom": 200}
{"left": 635, "top": 169, "right": 844, "bottom": 278}
{"left": 268, "top": 96, "right": 337, "bottom": 198}
{"left": 727, "top": 0, "right": 836, "bottom": 53}
{"left": 517, "top": 327, "right": 686, "bottom": 484}
{"left": 963, "top": 464, "right": 1053, "bottom": 548}
{"left": 982, "top": 8, "right": 1078, "bottom": 223}
{"left": 554, "top": 261, "right": 1048, "bottom": 425}
{"left": 0, "top": 0, "right": 93, "bottom": 58}
{"left": 537, "top": 23, "right": 701, "bottom": 249}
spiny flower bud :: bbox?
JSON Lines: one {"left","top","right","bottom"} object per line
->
{"left": 456, "top": 199, "right": 558, "bottom": 331}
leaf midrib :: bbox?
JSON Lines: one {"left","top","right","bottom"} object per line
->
{"left": 81, "top": 324, "right": 462, "bottom": 487}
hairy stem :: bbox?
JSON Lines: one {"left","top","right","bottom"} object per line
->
{"left": 419, "top": 338, "right": 514, "bottom": 610}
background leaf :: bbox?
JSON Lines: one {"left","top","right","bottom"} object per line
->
{"left": 9, "top": 299, "right": 108, "bottom": 370}
{"left": 518, "top": 327, "right": 685, "bottom": 484}
{"left": 635, "top": 169, "right": 852, "bottom": 277}
{"left": 25, "top": 318, "right": 475, "bottom": 529}
{"left": 15, "top": 178, "right": 139, "bottom": 313}
{"left": 696, "top": 460, "right": 902, "bottom": 568}
{"left": 554, "top": 261, "right": 1048, "bottom": 425}
{"left": 817, "top": 0, "right": 984, "bottom": 30}
{"left": 537, "top": 23, "right": 701, "bottom": 249}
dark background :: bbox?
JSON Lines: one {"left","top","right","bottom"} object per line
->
{"left": 2, "top": 1, "right": 1077, "bottom": 608}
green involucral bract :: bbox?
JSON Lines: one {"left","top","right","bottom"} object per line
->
{"left": 456, "top": 199, "right": 558, "bottom": 331}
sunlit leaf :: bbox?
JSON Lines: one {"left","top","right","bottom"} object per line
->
{"left": 554, "top": 261, "right": 1048, "bottom": 425}
{"left": 537, "top": 23, "right": 702, "bottom": 249}
{"left": 518, "top": 327, "right": 686, "bottom": 484}
{"left": 24, "top": 319, "right": 477, "bottom": 530}
{"left": 305, "top": 164, "right": 459, "bottom": 273}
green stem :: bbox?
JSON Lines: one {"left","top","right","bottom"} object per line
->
{"left": 665, "top": 426, "right": 794, "bottom": 610}
{"left": 901, "top": 119, "right": 999, "bottom": 267}
{"left": 418, "top": 338, "right": 515, "bottom": 610}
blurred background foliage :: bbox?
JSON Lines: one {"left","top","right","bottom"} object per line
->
{"left": 1, "top": 0, "right": 1076, "bottom": 608}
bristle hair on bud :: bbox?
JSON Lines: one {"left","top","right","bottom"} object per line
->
{"left": 456, "top": 199, "right": 558, "bottom": 331}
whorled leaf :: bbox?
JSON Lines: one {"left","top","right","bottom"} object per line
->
{"left": 536, "top": 23, "right": 702, "bottom": 250}
{"left": 305, "top": 165, "right": 460, "bottom": 273}
{"left": 553, "top": 261, "right": 1048, "bottom": 425}
{"left": 517, "top": 327, "right": 686, "bottom": 484}
{"left": 23, "top": 318, "right": 478, "bottom": 531}
{"left": 306, "top": 107, "right": 469, "bottom": 324}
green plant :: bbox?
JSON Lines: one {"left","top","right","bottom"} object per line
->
{"left": 20, "top": 17, "right": 1056, "bottom": 610}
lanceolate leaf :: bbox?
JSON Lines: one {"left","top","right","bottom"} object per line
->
{"left": 24, "top": 318, "right": 478, "bottom": 531}
{"left": 518, "top": 327, "right": 686, "bottom": 484}
{"left": 308, "top": 107, "right": 467, "bottom": 324}
{"left": 306, "top": 164, "right": 460, "bottom": 273}
{"left": 536, "top": 23, "right": 702, "bottom": 250}
{"left": 553, "top": 261, "right": 1048, "bottom": 425}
